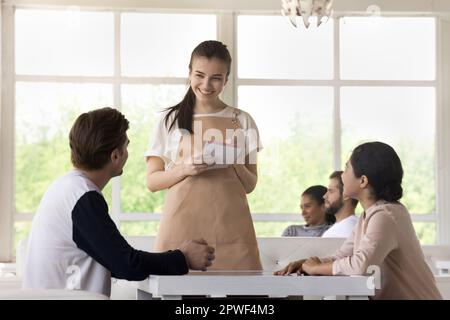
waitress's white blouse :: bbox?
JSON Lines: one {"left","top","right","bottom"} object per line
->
{"left": 144, "top": 106, "right": 263, "bottom": 170}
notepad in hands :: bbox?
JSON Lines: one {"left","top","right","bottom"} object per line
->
{"left": 201, "top": 140, "right": 244, "bottom": 170}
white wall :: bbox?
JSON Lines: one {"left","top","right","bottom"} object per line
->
{"left": 3, "top": 0, "right": 450, "bottom": 13}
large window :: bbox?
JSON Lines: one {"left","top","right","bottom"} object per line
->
{"left": 15, "top": 9, "right": 114, "bottom": 76}
{"left": 236, "top": 15, "right": 437, "bottom": 242}
{"left": 340, "top": 17, "right": 435, "bottom": 80}
{"left": 11, "top": 8, "right": 217, "bottom": 252}
{"left": 4, "top": 7, "right": 441, "bottom": 258}
{"left": 239, "top": 86, "right": 334, "bottom": 213}
{"left": 238, "top": 15, "right": 334, "bottom": 79}
{"left": 339, "top": 17, "right": 437, "bottom": 243}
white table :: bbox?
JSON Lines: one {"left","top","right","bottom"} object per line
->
{"left": 134, "top": 270, "right": 375, "bottom": 300}
{"left": 436, "top": 260, "right": 450, "bottom": 275}
{"left": 0, "top": 263, "right": 16, "bottom": 277}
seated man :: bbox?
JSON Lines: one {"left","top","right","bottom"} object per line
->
{"left": 321, "top": 171, "right": 359, "bottom": 238}
{"left": 24, "top": 107, "right": 215, "bottom": 297}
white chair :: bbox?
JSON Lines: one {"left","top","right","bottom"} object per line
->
{"left": 0, "top": 289, "right": 108, "bottom": 300}
{"left": 256, "top": 237, "right": 345, "bottom": 271}
{"left": 124, "top": 236, "right": 346, "bottom": 271}
{"left": 421, "top": 245, "right": 450, "bottom": 299}
{"left": 0, "top": 238, "right": 109, "bottom": 300}
{"left": 110, "top": 236, "right": 156, "bottom": 300}
{"left": 421, "top": 245, "right": 450, "bottom": 274}
{"left": 12, "top": 235, "right": 450, "bottom": 299}
{"left": 0, "top": 277, "right": 22, "bottom": 291}
{"left": 0, "top": 240, "right": 26, "bottom": 292}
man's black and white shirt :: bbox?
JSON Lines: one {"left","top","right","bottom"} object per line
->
{"left": 24, "top": 170, "right": 188, "bottom": 296}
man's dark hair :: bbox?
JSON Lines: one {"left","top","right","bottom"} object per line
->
{"left": 329, "top": 171, "right": 358, "bottom": 208}
{"left": 69, "top": 107, "right": 129, "bottom": 170}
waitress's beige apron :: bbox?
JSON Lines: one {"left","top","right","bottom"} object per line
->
{"left": 154, "top": 110, "right": 262, "bottom": 270}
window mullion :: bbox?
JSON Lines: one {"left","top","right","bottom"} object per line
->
{"left": 333, "top": 17, "right": 342, "bottom": 171}
{"left": 111, "top": 11, "right": 121, "bottom": 227}
{"left": 436, "top": 17, "right": 450, "bottom": 245}
{"left": 0, "top": 4, "right": 16, "bottom": 262}
{"left": 217, "top": 11, "right": 236, "bottom": 106}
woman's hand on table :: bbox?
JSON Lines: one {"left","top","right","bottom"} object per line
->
{"left": 301, "top": 257, "right": 322, "bottom": 275}
{"left": 273, "top": 259, "right": 306, "bottom": 276}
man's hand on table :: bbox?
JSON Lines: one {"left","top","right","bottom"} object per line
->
{"left": 179, "top": 238, "right": 215, "bottom": 271}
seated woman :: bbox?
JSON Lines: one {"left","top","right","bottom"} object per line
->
{"left": 275, "top": 142, "right": 442, "bottom": 300}
{"left": 281, "top": 185, "right": 335, "bottom": 237}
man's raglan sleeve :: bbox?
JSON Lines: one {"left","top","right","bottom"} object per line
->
{"left": 72, "top": 191, "right": 188, "bottom": 280}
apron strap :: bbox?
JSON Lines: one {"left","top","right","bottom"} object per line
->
{"left": 231, "top": 109, "right": 241, "bottom": 129}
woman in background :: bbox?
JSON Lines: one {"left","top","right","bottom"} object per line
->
{"left": 281, "top": 185, "right": 335, "bottom": 237}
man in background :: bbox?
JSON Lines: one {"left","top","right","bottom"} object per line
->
{"left": 321, "top": 171, "right": 359, "bottom": 238}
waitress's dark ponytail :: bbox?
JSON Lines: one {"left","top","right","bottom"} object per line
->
{"left": 164, "top": 40, "right": 232, "bottom": 133}
{"left": 164, "top": 87, "right": 196, "bottom": 133}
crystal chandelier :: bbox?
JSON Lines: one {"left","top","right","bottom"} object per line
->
{"left": 281, "top": 0, "right": 334, "bottom": 28}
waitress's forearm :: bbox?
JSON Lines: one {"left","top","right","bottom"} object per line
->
{"left": 233, "top": 165, "right": 257, "bottom": 193}
{"left": 147, "top": 167, "right": 185, "bottom": 192}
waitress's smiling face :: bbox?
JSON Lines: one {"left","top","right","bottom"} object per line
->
{"left": 189, "top": 57, "right": 228, "bottom": 103}
{"left": 300, "top": 195, "right": 326, "bottom": 227}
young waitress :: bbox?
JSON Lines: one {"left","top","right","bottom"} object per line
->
{"left": 145, "top": 40, "right": 262, "bottom": 270}
{"left": 276, "top": 142, "right": 442, "bottom": 299}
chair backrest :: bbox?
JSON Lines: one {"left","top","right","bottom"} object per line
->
{"left": 125, "top": 236, "right": 345, "bottom": 271}
{"left": 16, "top": 236, "right": 450, "bottom": 299}
{"left": 126, "top": 236, "right": 155, "bottom": 252}
{"left": 124, "top": 236, "right": 450, "bottom": 274}
{"left": 256, "top": 237, "right": 345, "bottom": 271}
{"left": 421, "top": 245, "right": 450, "bottom": 274}
{"left": 20, "top": 235, "right": 450, "bottom": 274}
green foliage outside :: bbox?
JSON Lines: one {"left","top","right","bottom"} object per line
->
{"left": 13, "top": 85, "right": 437, "bottom": 252}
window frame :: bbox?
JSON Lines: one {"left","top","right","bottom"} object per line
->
{"left": 233, "top": 12, "right": 441, "bottom": 218}
{"left": 1, "top": 3, "right": 450, "bottom": 261}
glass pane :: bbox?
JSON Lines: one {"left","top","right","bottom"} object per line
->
{"left": 254, "top": 221, "right": 299, "bottom": 237}
{"left": 239, "top": 86, "right": 334, "bottom": 213}
{"left": 120, "top": 84, "right": 187, "bottom": 213}
{"left": 413, "top": 222, "right": 436, "bottom": 245}
{"left": 15, "top": 9, "right": 114, "bottom": 76}
{"left": 340, "top": 17, "right": 435, "bottom": 80}
{"left": 120, "top": 221, "right": 160, "bottom": 236}
{"left": 121, "top": 13, "right": 216, "bottom": 77}
{"left": 341, "top": 87, "right": 435, "bottom": 214}
{"left": 238, "top": 15, "right": 333, "bottom": 79}
{"left": 15, "top": 82, "right": 113, "bottom": 213}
